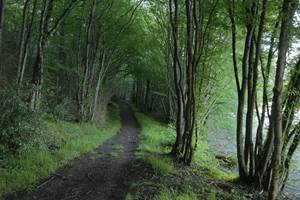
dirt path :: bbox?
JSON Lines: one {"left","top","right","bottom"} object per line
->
{"left": 6, "top": 101, "right": 139, "bottom": 200}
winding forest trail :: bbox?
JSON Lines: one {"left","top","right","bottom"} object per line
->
{"left": 6, "top": 101, "right": 139, "bottom": 200}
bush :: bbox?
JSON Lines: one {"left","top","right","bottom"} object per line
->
{"left": 0, "top": 89, "right": 43, "bottom": 157}
{"left": 52, "top": 98, "right": 77, "bottom": 121}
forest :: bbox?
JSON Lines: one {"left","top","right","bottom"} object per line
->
{"left": 0, "top": 0, "right": 299, "bottom": 200}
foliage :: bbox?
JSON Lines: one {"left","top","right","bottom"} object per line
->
{"left": 0, "top": 0, "right": 299, "bottom": 198}
{"left": 0, "top": 89, "right": 43, "bottom": 156}
{"left": 49, "top": 98, "right": 77, "bottom": 122}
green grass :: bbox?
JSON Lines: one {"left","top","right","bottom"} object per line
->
{"left": 135, "top": 112, "right": 175, "bottom": 155}
{"left": 128, "top": 112, "right": 243, "bottom": 200}
{"left": 145, "top": 155, "right": 175, "bottom": 174}
{"left": 0, "top": 114, "right": 121, "bottom": 197}
{"left": 154, "top": 190, "right": 198, "bottom": 200}
{"left": 135, "top": 112, "right": 237, "bottom": 180}
{"left": 135, "top": 112, "right": 176, "bottom": 174}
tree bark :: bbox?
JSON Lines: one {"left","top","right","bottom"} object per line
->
{"left": 268, "top": 0, "right": 297, "bottom": 199}
{"left": 281, "top": 123, "right": 300, "bottom": 190}
{"left": 228, "top": 0, "right": 248, "bottom": 179}
{"left": 30, "top": 0, "right": 53, "bottom": 110}
{"left": 255, "top": 18, "right": 279, "bottom": 181}
{"left": 17, "top": 0, "right": 38, "bottom": 85}
{"left": 169, "top": 0, "right": 184, "bottom": 156}
{"left": 91, "top": 50, "right": 107, "bottom": 121}
{"left": 182, "top": 0, "right": 195, "bottom": 165}
{"left": 79, "top": 0, "right": 96, "bottom": 121}
{"left": 280, "top": 59, "right": 300, "bottom": 189}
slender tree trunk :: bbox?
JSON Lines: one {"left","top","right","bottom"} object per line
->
{"left": 243, "top": 0, "right": 258, "bottom": 179}
{"left": 80, "top": 0, "right": 96, "bottom": 121}
{"left": 244, "top": 33, "right": 255, "bottom": 178}
{"left": 91, "top": 50, "right": 106, "bottom": 121}
{"left": 280, "top": 59, "right": 300, "bottom": 189}
{"left": 170, "top": 0, "right": 184, "bottom": 156}
{"left": 255, "top": 18, "right": 279, "bottom": 175}
{"left": 19, "top": 0, "right": 37, "bottom": 85}
{"left": 17, "top": 0, "right": 33, "bottom": 85}
{"left": 229, "top": 0, "right": 254, "bottom": 179}
{"left": 282, "top": 59, "right": 300, "bottom": 138}
{"left": 281, "top": 123, "right": 300, "bottom": 190}
{"left": 228, "top": 0, "right": 248, "bottom": 178}
{"left": 268, "top": 0, "right": 297, "bottom": 199}
{"left": 30, "top": 0, "right": 53, "bottom": 110}
{"left": 254, "top": 5, "right": 280, "bottom": 191}
{"left": 182, "top": 0, "right": 195, "bottom": 165}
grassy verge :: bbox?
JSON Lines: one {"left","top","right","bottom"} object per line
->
{"left": 126, "top": 112, "right": 255, "bottom": 200}
{"left": 0, "top": 106, "right": 121, "bottom": 198}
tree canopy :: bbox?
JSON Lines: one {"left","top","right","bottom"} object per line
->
{"left": 0, "top": 0, "right": 299, "bottom": 199}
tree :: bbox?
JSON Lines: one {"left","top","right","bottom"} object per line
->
{"left": 169, "top": 0, "right": 219, "bottom": 164}
{"left": 17, "top": 0, "right": 38, "bottom": 85}
{"left": 229, "top": 0, "right": 299, "bottom": 197}
{"left": 268, "top": 1, "right": 298, "bottom": 198}
{"left": 30, "top": 0, "right": 79, "bottom": 109}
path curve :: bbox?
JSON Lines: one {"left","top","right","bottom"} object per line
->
{"left": 6, "top": 101, "right": 139, "bottom": 200}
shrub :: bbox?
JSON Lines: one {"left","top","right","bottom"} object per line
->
{"left": 52, "top": 98, "right": 77, "bottom": 121}
{"left": 0, "top": 89, "right": 43, "bottom": 157}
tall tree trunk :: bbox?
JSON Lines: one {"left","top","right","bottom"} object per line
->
{"left": 255, "top": 15, "right": 280, "bottom": 192}
{"left": 244, "top": 32, "right": 255, "bottom": 179}
{"left": 170, "top": 0, "right": 184, "bottom": 156}
{"left": 30, "top": 0, "right": 53, "bottom": 110}
{"left": 243, "top": 0, "right": 258, "bottom": 179}
{"left": 79, "top": 0, "right": 96, "bottom": 121}
{"left": 228, "top": 0, "right": 250, "bottom": 179}
{"left": 255, "top": 18, "right": 279, "bottom": 181}
{"left": 17, "top": 0, "right": 38, "bottom": 85}
{"left": 20, "top": 0, "right": 38, "bottom": 85}
{"left": 268, "top": 0, "right": 297, "bottom": 199}
{"left": 17, "top": 0, "right": 30, "bottom": 85}
{"left": 91, "top": 50, "right": 107, "bottom": 121}
{"left": 181, "top": 0, "right": 197, "bottom": 165}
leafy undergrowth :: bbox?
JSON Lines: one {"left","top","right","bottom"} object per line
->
{"left": 0, "top": 105, "right": 121, "bottom": 198}
{"left": 126, "top": 112, "right": 262, "bottom": 200}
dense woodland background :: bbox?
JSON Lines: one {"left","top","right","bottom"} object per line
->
{"left": 0, "top": 0, "right": 299, "bottom": 200}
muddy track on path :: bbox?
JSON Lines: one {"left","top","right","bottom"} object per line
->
{"left": 6, "top": 101, "right": 139, "bottom": 200}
